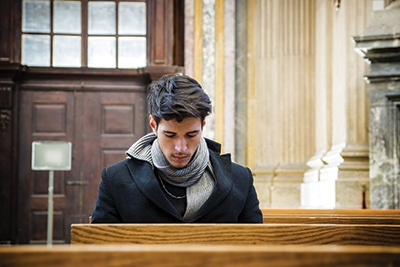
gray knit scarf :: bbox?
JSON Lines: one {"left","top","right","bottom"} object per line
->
{"left": 126, "top": 133, "right": 215, "bottom": 221}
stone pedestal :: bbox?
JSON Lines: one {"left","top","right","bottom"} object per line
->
{"left": 354, "top": 2, "right": 400, "bottom": 209}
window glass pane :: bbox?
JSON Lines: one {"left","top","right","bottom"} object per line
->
{"left": 21, "top": 0, "right": 149, "bottom": 69}
{"left": 54, "top": 1, "right": 81, "bottom": 34}
{"left": 21, "top": 34, "right": 50, "bottom": 66}
{"left": 119, "top": 2, "right": 146, "bottom": 35}
{"left": 88, "top": 1, "right": 116, "bottom": 35}
{"left": 22, "top": 0, "right": 50, "bottom": 33}
{"left": 88, "top": 36, "right": 116, "bottom": 68}
{"left": 53, "top": 36, "right": 81, "bottom": 67}
{"left": 118, "top": 37, "right": 146, "bottom": 68}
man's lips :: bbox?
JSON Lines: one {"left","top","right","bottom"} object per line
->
{"left": 172, "top": 155, "right": 189, "bottom": 162}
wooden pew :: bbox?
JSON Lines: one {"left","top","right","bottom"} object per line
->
{"left": 1, "top": 244, "right": 400, "bottom": 267}
{"left": 70, "top": 223, "right": 400, "bottom": 246}
{"left": 261, "top": 208, "right": 400, "bottom": 224}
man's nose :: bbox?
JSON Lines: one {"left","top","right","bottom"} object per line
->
{"left": 174, "top": 139, "right": 187, "bottom": 152}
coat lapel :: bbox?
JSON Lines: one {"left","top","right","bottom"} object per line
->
{"left": 188, "top": 152, "right": 233, "bottom": 221}
{"left": 125, "top": 159, "right": 184, "bottom": 220}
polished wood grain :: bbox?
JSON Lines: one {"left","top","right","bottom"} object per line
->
{"left": 261, "top": 209, "right": 400, "bottom": 224}
{"left": 70, "top": 223, "right": 400, "bottom": 246}
{"left": 1, "top": 244, "right": 400, "bottom": 267}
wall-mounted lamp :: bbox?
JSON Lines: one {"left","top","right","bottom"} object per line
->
{"left": 32, "top": 141, "right": 72, "bottom": 245}
{"left": 334, "top": 0, "right": 341, "bottom": 10}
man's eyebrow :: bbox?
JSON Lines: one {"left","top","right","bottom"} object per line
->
{"left": 162, "top": 130, "right": 200, "bottom": 135}
{"left": 187, "top": 130, "right": 201, "bottom": 134}
{"left": 163, "top": 130, "right": 176, "bottom": 134}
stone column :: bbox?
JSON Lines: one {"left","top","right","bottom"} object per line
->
{"left": 354, "top": 1, "right": 400, "bottom": 209}
{"left": 301, "top": 0, "right": 372, "bottom": 209}
{"left": 248, "top": 0, "right": 316, "bottom": 207}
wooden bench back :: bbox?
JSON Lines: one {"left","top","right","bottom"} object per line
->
{"left": 261, "top": 208, "right": 400, "bottom": 224}
{"left": 71, "top": 223, "right": 400, "bottom": 246}
{"left": 1, "top": 244, "right": 400, "bottom": 267}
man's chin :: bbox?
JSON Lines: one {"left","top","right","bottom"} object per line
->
{"left": 169, "top": 160, "right": 189, "bottom": 169}
{"left": 172, "top": 164, "right": 187, "bottom": 169}
{"left": 168, "top": 156, "right": 190, "bottom": 169}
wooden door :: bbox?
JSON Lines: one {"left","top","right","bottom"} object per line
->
{"left": 17, "top": 89, "right": 147, "bottom": 243}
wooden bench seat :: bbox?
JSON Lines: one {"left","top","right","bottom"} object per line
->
{"left": 261, "top": 208, "right": 400, "bottom": 224}
{"left": 1, "top": 244, "right": 400, "bottom": 267}
{"left": 70, "top": 223, "right": 400, "bottom": 246}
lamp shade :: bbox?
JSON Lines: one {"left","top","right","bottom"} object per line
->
{"left": 31, "top": 141, "right": 72, "bottom": 171}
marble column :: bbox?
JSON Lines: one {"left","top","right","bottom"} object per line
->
{"left": 184, "top": 0, "right": 237, "bottom": 158}
{"left": 354, "top": 1, "right": 400, "bottom": 209}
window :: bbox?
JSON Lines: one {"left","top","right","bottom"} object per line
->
{"left": 21, "top": 0, "right": 147, "bottom": 69}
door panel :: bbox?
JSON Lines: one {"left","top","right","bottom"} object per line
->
{"left": 18, "top": 91, "right": 74, "bottom": 243}
{"left": 80, "top": 91, "right": 147, "bottom": 230}
{"left": 18, "top": 89, "right": 147, "bottom": 243}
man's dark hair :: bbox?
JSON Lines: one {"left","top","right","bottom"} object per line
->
{"left": 147, "top": 73, "right": 212, "bottom": 125}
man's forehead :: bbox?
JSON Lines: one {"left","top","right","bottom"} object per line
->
{"left": 158, "top": 117, "right": 203, "bottom": 132}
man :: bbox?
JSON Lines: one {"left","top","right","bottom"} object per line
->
{"left": 91, "top": 74, "right": 262, "bottom": 223}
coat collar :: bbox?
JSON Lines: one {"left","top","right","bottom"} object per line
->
{"left": 204, "top": 138, "right": 222, "bottom": 154}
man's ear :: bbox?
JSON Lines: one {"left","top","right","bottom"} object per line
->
{"left": 202, "top": 119, "right": 206, "bottom": 129}
{"left": 149, "top": 115, "right": 157, "bottom": 134}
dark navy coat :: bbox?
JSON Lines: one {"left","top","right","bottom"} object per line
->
{"left": 91, "top": 139, "right": 263, "bottom": 223}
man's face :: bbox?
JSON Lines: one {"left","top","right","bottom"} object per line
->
{"left": 149, "top": 115, "right": 205, "bottom": 169}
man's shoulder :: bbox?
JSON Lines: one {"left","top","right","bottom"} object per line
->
{"left": 208, "top": 149, "right": 252, "bottom": 178}
{"left": 101, "top": 159, "right": 129, "bottom": 177}
{"left": 102, "top": 158, "right": 152, "bottom": 185}
{"left": 205, "top": 138, "right": 251, "bottom": 170}
{"left": 230, "top": 160, "right": 252, "bottom": 175}
{"left": 106, "top": 157, "right": 149, "bottom": 171}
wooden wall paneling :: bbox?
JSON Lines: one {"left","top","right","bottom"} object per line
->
{"left": 0, "top": 0, "right": 22, "bottom": 244}
{"left": 145, "top": 0, "right": 185, "bottom": 79}
{"left": 0, "top": 75, "right": 16, "bottom": 244}
{"left": 0, "top": 0, "right": 11, "bottom": 61}
{"left": 148, "top": 0, "right": 173, "bottom": 66}
{"left": 173, "top": 0, "right": 184, "bottom": 66}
